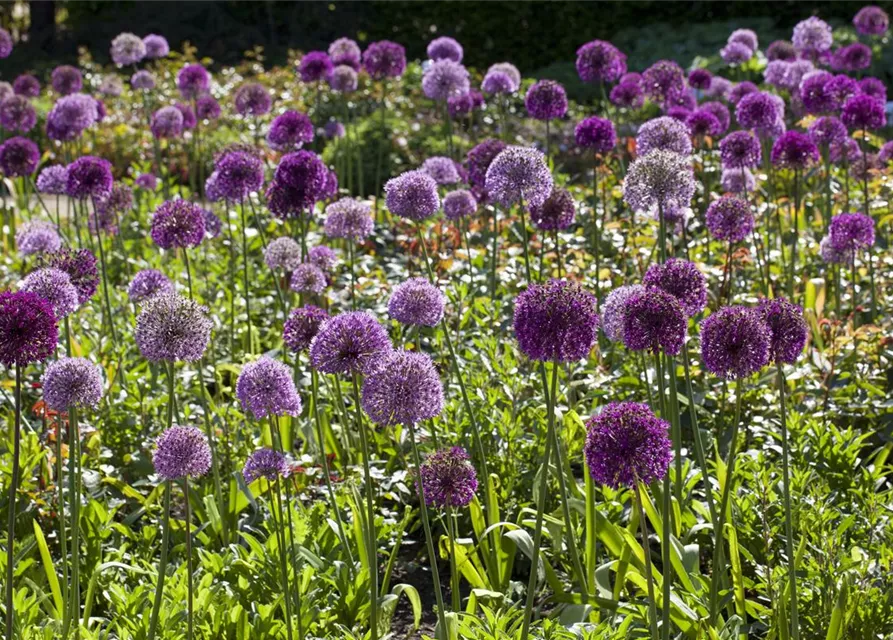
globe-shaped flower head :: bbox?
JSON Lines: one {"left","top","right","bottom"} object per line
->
{"left": 771, "top": 131, "right": 819, "bottom": 169}
{"left": 719, "top": 131, "right": 761, "bottom": 169}
{"left": 825, "top": 212, "right": 875, "bottom": 261}
{"left": 0, "top": 96, "right": 37, "bottom": 132}
{"left": 42, "top": 357, "right": 103, "bottom": 411}
{"left": 264, "top": 237, "right": 302, "bottom": 272}
{"left": 153, "top": 426, "right": 212, "bottom": 480}
{"left": 66, "top": 156, "right": 112, "bottom": 200}
{"left": 0, "top": 137, "right": 39, "bottom": 177}
{"left": 308, "top": 245, "right": 338, "bottom": 273}
{"left": 20, "top": 267, "right": 79, "bottom": 320}
{"left": 388, "top": 278, "right": 446, "bottom": 327}
{"left": 0, "top": 291, "right": 58, "bottom": 367}
{"left": 767, "top": 40, "right": 797, "bottom": 61}
{"left": 329, "top": 37, "right": 361, "bottom": 69}
{"left": 43, "top": 248, "right": 98, "bottom": 305}
{"left": 575, "top": 116, "right": 616, "bottom": 154}
{"left": 329, "top": 65, "right": 358, "bottom": 93}
{"left": 736, "top": 91, "right": 783, "bottom": 133}
{"left": 128, "top": 269, "right": 173, "bottom": 304}
{"left": 143, "top": 34, "right": 169, "bottom": 59}
{"left": 267, "top": 111, "right": 314, "bottom": 152}
{"left": 362, "top": 41, "right": 406, "bottom": 80}
{"left": 110, "top": 32, "right": 146, "bottom": 66}
{"left": 298, "top": 51, "right": 334, "bottom": 83}
{"left": 858, "top": 77, "right": 886, "bottom": 103}
{"left": 362, "top": 350, "right": 444, "bottom": 426}
{"left": 266, "top": 151, "right": 328, "bottom": 218}
{"left": 0, "top": 28, "right": 12, "bottom": 58}
{"left": 642, "top": 258, "right": 706, "bottom": 317}
{"left": 214, "top": 151, "right": 264, "bottom": 201}
{"left": 513, "top": 278, "right": 598, "bottom": 362}
{"left": 832, "top": 43, "right": 872, "bottom": 72}
{"left": 706, "top": 196, "right": 754, "bottom": 243}
{"left": 758, "top": 297, "right": 807, "bottom": 365}
{"left": 687, "top": 109, "right": 723, "bottom": 138}
{"left": 854, "top": 5, "right": 889, "bottom": 36}
{"left": 793, "top": 16, "right": 833, "bottom": 58}
{"left": 688, "top": 68, "right": 713, "bottom": 90}
{"left": 234, "top": 82, "right": 272, "bottom": 117}
{"left": 150, "top": 106, "right": 184, "bottom": 139}
{"left": 721, "top": 42, "right": 753, "bottom": 65}
{"left": 283, "top": 305, "right": 329, "bottom": 353}
{"left": 135, "top": 292, "right": 212, "bottom": 363}
{"left": 16, "top": 221, "right": 61, "bottom": 257}
{"left": 427, "top": 36, "right": 463, "bottom": 63}
{"left": 131, "top": 70, "right": 156, "bottom": 91}
{"left": 443, "top": 190, "right": 477, "bottom": 220}
{"left": 576, "top": 40, "right": 627, "bottom": 84}
{"left": 621, "top": 286, "right": 687, "bottom": 356}
{"left": 841, "top": 94, "right": 886, "bottom": 131}
{"left": 194, "top": 96, "right": 220, "bottom": 121}
{"left": 422, "top": 156, "right": 461, "bottom": 185}
{"left": 243, "top": 449, "right": 290, "bottom": 483}
{"left": 418, "top": 447, "right": 478, "bottom": 508}
{"left": 700, "top": 306, "right": 770, "bottom": 379}
{"left": 642, "top": 60, "right": 686, "bottom": 105}
{"left": 236, "top": 356, "right": 302, "bottom": 419}
{"left": 177, "top": 64, "right": 210, "bottom": 99}
{"left": 51, "top": 66, "right": 83, "bottom": 95}
{"left": 422, "top": 59, "right": 470, "bottom": 101}
{"left": 623, "top": 149, "right": 695, "bottom": 215}
{"left": 324, "top": 198, "right": 373, "bottom": 241}
{"left": 610, "top": 80, "right": 645, "bottom": 109}
{"left": 529, "top": 187, "right": 576, "bottom": 231}
{"left": 385, "top": 170, "right": 440, "bottom": 221}
{"left": 150, "top": 199, "right": 206, "bottom": 249}
{"left": 808, "top": 116, "right": 847, "bottom": 149}
{"left": 289, "top": 263, "right": 327, "bottom": 295}
{"left": 635, "top": 116, "right": 693, "bottom": 156}
{"left": 310, "top": 311, "right": 392, "bottom": 375}
{"left": 36, "top": 165, "right": 69, "bottom": 195}
{"left": 485, "top": 146, "right": 553, "bottom": 208}
{"left": 525, "top": 80, "right": 568, "bottom": 121}
{"left": 466, "top": 138, "right": 506, "bottom": 197}
{"left": 600, "top": 284, "right": 645, "bottom": 342}
{"left": 484, "top": 63, "right": 521, "bottom": 93}
{"left": 482, "top": 70, "right": 516, "bottom": 95}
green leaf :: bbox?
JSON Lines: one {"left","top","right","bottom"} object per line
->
{"left": 32, "top": 520, "right": 62, "bottom": 619}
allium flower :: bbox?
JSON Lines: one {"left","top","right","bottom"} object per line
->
{"left": 610, "top": 81, "right": 645, "bottom": 109}
{"left": 829, "top": 137, "right": 861, "bottom": 165}
{"left": 421, "top": 156, "right": 460, "bottom": 185}
{"left": 51, "top": 66, "right": 83, "bottom": 95}
{"left": 135, "top": 173, "right": 158, "bottom": 191}
{"left": 808, "top": 116, "right": 848, "bottom": 148}
{"left": 719, "top": 131, "right": 761, "bottom": 170}
{"left": 442, "top": 190, "right": 477, "bottom": 220}
{"left": 34, "top": 166, "right": 68, "bottom": 196}
{"left": 799, "top": 72, "right": 835, "bottom": 115}
{"left": 319, "top": 167, "right": 338, "bottom": 202}
{"left": 858, "top": 77, "right": 886, "bottom": 103}
{"left": 720, "top": 42, "right": 753, "bottom": 64}
{"left": 819, "top": 235, "right": 849, "bottom": 264}
{"left": 289, "top": 263, "right": 327, "bottom": 295}
{"left": 177, "top": 64, "right": 210, "bottom": 99}
{"left": 324, "top": 198, "right": 373, "bottom": 241}
{"left": 329, "top": 64, "right": 358, "bottom": 93}
{"left": 243, "top": 448, "right": 290, "bottom": 483}
{"left": 214, "top": 151, "right": 264, "bottom": 200}
{"left": 329, "top": 37, "right": 361, "bottom": 69}
{"left": 283, "top": 305, "right": 328, "bottom": 353}
{"left": 0, "top": 137, "right": 39, "bottom": 177}
{"left": 758, "top": 297, "right": 807, "bottom": 365}
{"left": 601, "top": 285, "right": 645, "bottom": 342}
{"left": 513, "top": 278, "right": 598, "bottom": 362}
{"left": 771, "top": 131, "right": 819, "bottom": 169}
{"left": 447, "top": 91, "right": 479, "bottom": 116}
{"left": 0, "top": 96, "right": 36, "bottom": 133}
{"left": 0, "top": 28, "right": 11, "bottom": 58}
{"left": 143, "top": 34, "right": 169, "bottom": 58}
{"left": 485, "top": 62, "right": 521, "bottom": 90}
{"left": 110, "top": 32, "right": 145, "bottom": 65}
{"left": 264, "top": 237, "right": 302, "bottom": 272}
{"left": 361, "top": 349, "right": 444, "bottom": 426}
{"left": 841, "top": 94, "right": 886, "bottom": 131}
{"left": 195, "top": 95, "right": 221, "bottom": 121}
{"left": 42, "top": 356, "right": 103, "bottom": 413}
{"left": 135, "top": 293, "right": 211, "bottom": 363}
{"left": 45, "top": 93, "right": 98, "bottom": 141}
{"left": 12, "top": 74, "right": 39, "bottom": 98}
{"left": 150, "top": 199, "right": 205, "bottom": 249}
{"left": 234, "top": 82, "right": 272, "bottom": 116}
{"left": 854, "top": 5, "right": 889, "bottom": 35}
{"left": 575, "top": 116, "right": 616, "bottom": 153}
{"left": 466, "top": 138, "right": 507, "bottom": 193}
{"left": 150, "top": 106, "right": 184, "bottom": 139}
{"left": 721, "top": 168, "right": 756, "bottom": 194}
{"left": 482, "top": 70, "right": 516, "bottom": 95}
{"left": 308, "top": 245, "right": 337, "bottom": 273}
{"left": 576, "top": 40, "right": 627, "bottom": 83}
{"left": 96, "top": 182, "right": 133, "bottom": 219}
{"left": 16, "top": 221, "right": 61, "bottom": 257}
{"left": 828, "top": 212, "right": 875, "bottom": 259}
{"left": 703, "top": 76, "right": 730, "bottom": 101}
{"left": 767, "top": 40, "right": 797, "bottom": 61}
{"left": 20, "top": 267, "right": 78, "bottom": 319}
{"left": 793, "top": 16, "right": 833, "bottom": 57}
{"left": 42, "top": 249, "right": 97, "bottom": 305}
{"left": 362, "top": 41, "right": 406, "bottom": 79}
{"left": 267, "top": 151, "right": 328, "bottom": 217}
{"left": 635, "top": 116, "right": 692, "bottom": 157}
{"left": 175, "top": 102, "right": 196, "bottom": 129}
{"left": 706, "top": 196, "right": 754, "bottom": 243}
{"left": 832, "top": 43, "right": 872, "bottom": 72}
{"left": 642, "top": 258, "right": 707, "bottom": 317}
{"left": 131, "top": 70, "right": 156, "bottom": 91}
{"left": 879, "top": 141, "right": 893, "bottom": 164}
{"left": 384, "top": 169, "right": 440, "bottom": 221}
{"left": 666, "top": 106, "right": 691, "bottom": 122}
{"left": 236, "top": 356, "right": 302, "bottom": 419}
{"left": 736, "top": 91, "right": 783, "bottom": 132}
{"left": 485, "top": 146, "right": 552, "bottom": 208}
{"left": 701, "top": 305, "right": 771, "bottom": 380}
{"left": 323, "top": 120, "right": 345, "bottom": 139}
{"left": 686, "top": 109, "right": 722, "bottom": 138}
{"left": 153, "top": 426, "right": 212, "bottom": 480}
{"left": 728, "top": 81, "right": 757, "bottom": 106}
{"left": 642, "top": 60, "right": 686, "bottom": 105}
{"left": 621, "top": 286, "right": 686, "bottom": 356}
{"left": 310, "top": 311, "right": 392, "bottom": 375}
{"left": 764, "top": 60, "right": 790, "bottom": 87}
{"left": 418, "top": 447, "right": 477, "bottom": 508}
{"left": 700, "top": 102, "right": 731, "bottom": 134}
{"left": 727, "top": 28, "right": 758, "bottom": 50}
{"left": 0, "top": 291, "right": 57, "bottom": 367}
{"left": 623, "top": 149, "right": 695, "bottom": 214}
{"left": 688, "top": 68, "right": 712, "bottom": 90}
{"left": 422, "top": 59, "right": 470, "bottom": 101}
{"left": 529, "top": 187, "right": 575, "bottom": 231}
{"left": 298, "top": 51, "right": 334, "bottom": 83}
{"left": 66, "top": 156, "right": 112, "bottom": 200}
{"left": 128, "top": 269, "right": 173, "bottom": 304}
{"left": 388, "top": 278, "right": 445, "bottom": 327}
{"left": 525, "top": 80, "right": 568, "bottom": 121}
{"left": 427, "top": 36, "right": 463, "bottom": 63}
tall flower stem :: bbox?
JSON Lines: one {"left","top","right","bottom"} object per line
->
{"left": 489, "top": 207, "right": 499, "bottom": 299}
{"left": 517, "top": 195, "right": 533, "bottom": 284}
{"left": 448, "top": 508, "right": 461, "bottom": 612}
{"left": 777, "top": 366, "right": 799, "bottom": 640}
{"left": 591, "top": 159, "right": 602, "bottom": 300}
{"left": 348, "top": 238, "right": 357, "bottom": 309}
{"left": 682, "top": 346, "right": 716, "bottom": 523}
{"left": 239, "top": 197, "right": 253, "bottom": 354}
{"left": 183, "top": 477, "right": 195, "bottom": 640}
{"left": 4, "top": 366, "right": 22, "bottom": 640}
{"left": 653, "top": 354, "right": 672, "bottom": 640}
{"left": 56, "top": 409, "right": 69, "bottom": 629}
{"left": 146, "top": 480, "right": 172, "bottom": 640}
{"left": 351, "top": 373, "right": 378, "bottom": 640}
{"left": 633, "top": 481, "right": 660, "bottom": 640}
{"left": 273, "top": 477, "right": 296, "bottom": 640}
{"left": 858, "top": 132, "right": 877, "bottom": 321}
{"left": 90, "top": 197, "right": 118, "bottom": 349}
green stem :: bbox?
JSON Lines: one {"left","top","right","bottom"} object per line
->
{"left": 146, "top": 481, "right": 172, "bottom": 640}
{"left": 240, "top": 198, "right": 253, "bottom": 354}
{"left": 448, "top": 508, "right": 460, "bottom": 612}
{"left": 273, "top": 478, "right": 295, "bottom": 640}
{"left": 352, "top": 373, "right": 378, "bottom": 640}
{"left": 183, "top": 477, "right": 194, "bottom": 640}
{"left": 633, "top": 481, "right": 660, "bottom": 640}
{"left": 682, "top": 346, "right": 717, "bottom": 523}
{"left": 777, "top": 366, "right": 799, "bottom": 640}
{"left": 654, "top": 354, "right": 671, "bottom": 640}
{"left": 4, "top": 367, "right": 22, "bottom": 640}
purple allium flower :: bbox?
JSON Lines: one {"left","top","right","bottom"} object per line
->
{"left": 703, "top": 103, "right": 732, "bottom": 135}
{"left": 135, "top": 292, "right": 211, "bottom": 363}
{"left": 42, "top": 357, "right": 102, "bottom": 411}
{"left": 642, "top": 60, "right": 686, "bottom": 105}
{"left": 623, "top": 149, "right": 695, "bottom": 214}
{"left": 310, "top": 311, "right": 392, "bottom": 375}
{"left": 110, "top": 32, "right": 145, "bottom": 66}
{"left": 485, "top": 146, "right": 552, "bottom": 208}
{"left": 719, "top": 131, "right": 761, "bottom": 169}
{"left": 736, "top": 91, "right": 783, "bottom": 132}
{"left": 51, "top": 66, "right": 82, "bottom": 95}
{"left": 422, "top": 59, "right": 470, "bottom": 102}
{"left": 771, "top": 131, "right": 819, "bottom": 169}
{"left": 764, "top": 60, "right": 790, "bottom": 88}
{"left": 829, "top": 137, "right": 861, "bottom": 165}
{"left": 828, "top": 212, "right": 875, "bottom": 258}
{"left": 150, "top": 199, "right": 205, "bottom": 249}
{"left": 767, "top": 40, "right": 797, "bottom": 61}
{"left": 153, "top": 426, "right": 211, "bottom": 480}
{"left": 13, "top": 74, "right": 40, "bottom": 98}
{"left": 66, "top": 156, "right": 112, "bottom": 200}
{"left": 0, "top": 137, "right": 38, "bottom": 177}
{"left": 0, "top": 291, "right": 57, "bottom": 367}
{"left": 135, "top": 173, "right": 158, "bottom": 191}
{"left": 621, "top": 286, "right": 686, "bottom": 356}
{"left": 362, "top": 41, "right": 406, "bottom": 80}
{"left": 97, "top": 182, "right": 133, "bottom": 218}
{"left": 793, "top": 16, "right": 833, "bottom": 57}
{"left": 195, "top": 95, "right": 221, "bottom": 121}
{"left": 849, "top": 152, "right": 880, "bottom": 182}
{"left": 819, "top": 235, "right": 848, "bottom": 263}
{"left": 384, "top": 169, "right": 440, "bottom": 221}
{"left": 234, "top": 82, "right": 272, "bottom": 117}
{"left": 529, "top": 187, "right": 575, "bottom": 231}
{"left": 706, "top": 76, "right": 732, "bottom": 101}
{"left": 706, "top": 195, "right": 754, "bottom": 243}
{"left": 362, "top": 349, "right": 444, "bottom": 426}
{"left": 513, "top": 278, "right": 598, "bottom": 362}
{"left": 799, "top": 72, "right": 835, "bottom": 114}
{"left": 236, "top": 356, "right": 302, "bottom": 419}
{"left": 318, "top": 167, "right": 338, "bottom": 202}
{"left": 177, "top": 64, "right": 210, "bottom": 99}
{"left": 427, "top": 36, "right": 463, "bottom": 63}
{"left": 283, "top": 305, "right": 328, "bottom": 353}
{"left": 485, "top": 62, "right": 521, "bottom": 90}
{"left": 202, "top": 209, "right": 221, "bottom": 239}
{"left": 700, "top": 306, "right": 770, "bottom": 379}
{"left": 16, "top": 221, "right": 61, "bottom": 257}
{"left": 0, "top": 28, "right": 11, "bottom": 58}
{"left": 841, "top": 94, "right": 885, "bottom": 131}
{"left": 832, "top": 43, "right": 872, "bottom": 72}
{"left": 20, "top": 267, "right": 79, "bottom": 319}
{"left": 854, "top": 5, "right": 889, "bottom": 35}
{"left": 721, "top": 168, "right": 756, "bottom": 194}
{"left": 447, "top": 91, "right": 478, "bottom": 116}
{"left": 601, "top": 285, "right": 644, "bottom": 342}
{"left": 289, "top": 263, "right": 327, "bottom": 295}
{"left": 150, "top": 106, "right": 184, "bottom": 139}
{"left": 758, "top": 297, "right": 807, "bottom": 365}
{"left": 466, "top": 138, "right": 507, "bottom": 192}
{"left": 610, "top": 81, "right": 645, "bottom": 109}
{"left": 584, "top": 401, "right": 671, "bottom": 488}
{"left": 808, "top": 116, "right": 848, "bottom": 148}
{"left": 243, "top": 448, "right": 290, "bottom": 483}
{"left": 728, "top": 28, "right": 758, "bottom": 51}
{"left": 442, "top": 190, "right": 477, "bottom": 220}
{"left": 575, "top": 116, "right": 616, "bottom": 153}
{"left": 728, "top": 81, "right": 758, "bottom": 106}
{"left": 0, "top": 96, "right": 36, "bottom": 133}
{"left": 329, "top": 37, "right": 361, "bottom": 69}
{"left": 308, "top": 245, "right": 337, "bottom": 274}
{"left": 175, "top": 103, "right": 196, "bottom": 129}
{"left": 635, "top": 116, "right": 692, "bottom": 157}
{"left": 879, "top": 141, "right": 893, "bottom": 164}
{"left": 858, "top": 77, "right": 886, "bottom": 103}
{"left": 264, "top": 237, "right": 302, "bottom": 272}
{"left": 421, "top": 156, "right": 461, "bottom": 186}
{"left": 665, "top": 106, "right": 691, "bottom": 123}
{"left": 45, "top": 93, "right": 98, "bottom": 141}
{"left": 128, "top": 269, "right": 173, "bottom": 303}
{"left": 143, "top": 34, "right": 169, "bottom": 59}
{"left": 131, "top": 70, "right": 156, "bottom": 91}
{"left": 721, "top": 41, "right": 754, "bottom": 64}
{"left": 688, "top": 68, "right": 713, "bottom": 90}
{"left": 525, "top": 79, "right": 568, "bottom": 121}
{"left": 686, "top": 109, "right": 722, "bottom": 138}
{"left": 267, "top": 151, "right": 328, "bottom": 218}
{"left": 324, "top": 198, "right": 373, "bottom": 241}
{"left": 323, "top": 120, "right": 345, "bottom": 139}
{"left": 93, "top": 98, "right": 107, "bottom": 124}
{"left": 298, "top": 51, "right": 334, "bottom": 83}
{"left": 642, "top": 258, "right": 707, "bottom": 317}
{"left": 418, "top": 447, "right": 477, "bottom": 508}
{"left": 35, "top": 165, "right": 68, "bottom": 195}
{"left": 481, "top": 70, "right": 515, "bottom": 95}
{"left": 827, "top": 74, "right": 859, "bottom": 104}
{"left": 42, "top": 249, "right": 97, "bottom": 305}
{"left": 328, "top": 64, "right": 358, "bottom": 93}
{"left": 388, "top": 277, "right": 446, "bottom": 327}
{"left": 575, "top": 40, "right": 627, "bottom": 83}
{"left": 214, "top": 151, "right": 264, "bottom": 200}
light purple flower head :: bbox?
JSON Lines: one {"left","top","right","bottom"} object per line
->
{"left": 135, "top": 292, "right": 212, "bottom": 363}
{"left": 362, "top": 349, "right": 444, "bottom": 426}
{"left": 237, "top": 356, "right": 302, "bottom": 419}
{"left": 623, "top": 149, "right": 695, "bottom": 214}
{"left": 736, "top": 91, "right": 783, "bottom": 132}
{"left": 610, "top": 81, "right": 645, "bottom": 109}
{"left": 427, "top": 36, "right": 463, "bottom": 63}
{"left": 42, "top": 357, "right": 103, "bottom": 411}
{"left": 214, "top": 151, "right": 265, "bottom": 200}
{"left": 422, "top": 59, "right": 470, "bottom": 101}
{"left": 42, "top": 248, "right": 98, "bottom": 305}
{"left": 601, "top": 284, "right": 644, "bottom": 342}
{"left": 636, "top": 116, "right": 692, "bottom": 156}
{"left": 308, "top": 245, "right": 338, "bottom": 273}
{"left": 131, "top": 70, "right": 156, "bottom": 91}
{"left": 150, "top": 199, "right": 206, "bottom": 249}
{"left": 854, "top": 5, "right": 889, "bottom": 35}
{"left": 443, "top": 189, "right": 477, "bottom": 220}
{"left": 324, "top": 198, "right": 373, "bottom": 241}
{"left": 642, "top": 258, "right": 707, "bottom": 317}
{"left": 0, "top": 28, "right": 11, "bottom": 58}
{"left": 529, "top": 187, "right": 576, "bottom": 231}
{"left": 388, "top": 277, "right": 446, "bottom": 327}
{"left": 642, "top": 60, "right": 686, "bottom": 105}
{"left": 621, "top": 286, "right": 686, "bottom": 356}
{"left": 0, "top": 96, "right": 36, "bottom": 133}
{"left": 20, "top": 267, "right": 79, "bottom": 319}
{"left": 128, "top": 269, "right": 173, "bottom": 303}
{"left": 298, "top": 51, "right": 333, "bottom": 83}
{"left": 46, "top": 93, "right": 97, "bottom": 141}
{"left": 289, "top": 263, "right": 327, "bottom": 295}
{"left": 153, "top": 426, "right": 211, "bottom": 480}
{"left": 362, "top": 41, "right": 406, "bottom": 80}
{"left": 828, "top": 212, "right": 875, "bottom": 259}
{"left": 284, "top": 305, "right": 328, "bottom": 353}
{"left": 267, "top": 151, "right": 328, "bottom": 218}
{"left": 422, "top": 156, "right": 461, "bottom": 185}
{"left": 177, "top": 64, "right": 210, "bottom": 99}
{"left": 728, "top": 81, "right": 757, "bottom": 106}
{"left": 329, "top": 38, "right": 361, "bottom": 69}
{"left": 195, "top": 95, "right": 221, "bottom": 120}
{"left": 485, "top": 146, "right": 553, "bottom": 208}
{"left": 706, "top": 76, "right": 733, "bottom": 101}
{"left": 721, "top": 41, "right": 753, "bottom": 65}
{"left": 720, "top": 168, "right": 756, "bottom": 194}
{"left": 385, "top": 169, "right": 441, "bottom": 221}
{"left": 525, "top": 80, "right": 568, "bottom": 121}
{"left": 767, "top": 40, "right": 797, "bottom": 61}
{"left": 728, "top": 28, "right": 758, "bottom": 50}
{"left": 135, "top": 173, "right": 158, "bottom": 191}
{"left": 700, "top": 306, "right": 770, "bottom": 379}
{"left": 329, "top": 65, "right": 358, "bottom": 93}
{"left": 706, "top": 196, "right": 754, "bottom": 243}
{"left": 51, "top": 66, "right": 83, "bottom": 95}
{"left": 175, "top": 103, "right": 196, "bottom": 129}
{"left": 575, "top": 116, "right": 616, "bottom": 153}
{"left": 150, "top": 106, "right": 184, "bottom": 139}
{"left": 829, "top": 137, "right": 861, "bottom": 165}
{"left": 16, "top": 220, "right": 61, "bottom": 257}
{"left": 66, "top": 156, "right": 112, "bottom": 200}
{"left": 264, "top": 236, "right": 302, "bottom": 272}
{"left": 418, "top": 447, "right": 477, "bottom": 508}
{"left": 513, "top": 278, "right": 598, "bottom": 362}
{"left": 143, "top": 34, "right": 170, "bottom": 58}
{"left": 466, "top": 138, "right": 507, "bottom": 196}
{"left": 719, "top": 131, "right": 761, "bottom": 169}
{"left": 793, "top": 16, "right": 833, "bottom": 57}
{"left": 13, "top": 74, "right": 40, "bottom": 98}
{"left": 323, "top": 120, "right": 345, "bottom": 139}
{"left": 758, "top": 297, "right": 808, "bottom": 365}
{"left": 0, "top": 137, "right": 39, "bottom": 177}
{"left": 243, "top": 448, "right": 290, "bottom": 483}
{"left": 448, "top": 91, "right": 481, "bottom": 117}
{"left": 110, "top": 32, "right": 146, "bottom": 66}
{"left": 482, "top": 70, "right": 516, "bottom": 95}
{"left": 309, "top": 311, "right": 392, "bottom": 376}
{"left": 234, "top": 83, "right": 272, "bottom": 117}
{"left": 576, "top": 40, "right": 627, "bottom": 83}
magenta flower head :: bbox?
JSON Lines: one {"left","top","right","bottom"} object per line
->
{"left": 808, "top": 116, "right": 847, "bottom": 148}
{"left": 422, "top": 59, "right": 470, "bottom": 101}
{"left": 758, "top": 297, "right": 808, "bottom": 365}
{"left": 443, "top": 190, "right": 477, "bottom": 220}
{"left": 484, "top": 62, "right": 521, "bottom": 92}
{"left": 243, "top": 448, "right": 290, "bottom": 483}
{"left": 706, "top": 196, "right": 754, "bottom": 243}
{"left": 264, "top": 237, "right": 302, "bottom": 272}
{"left": 388, "top": 277, "right": 446, "bottom": 327}
{"left": 485, "top": 146, "right": 553, "bottom": 208}
{"left": 128, "top": 269, "right": 173, "bottom": 304}
{"left": 841, "top": 94, "right": 886, "bottom": 131}
{"left": 362, "top": 41, "right": 406, "bottom": 80}
{"left": 642, "top": 60, "right": 686, "bottom": 105}
{"left": 135, "top": 293, "right": 211, "bottom": 363}
{"left": 623, "top": 149, "right": 695, "bottom": 214}
{"left": 636, "top": 116, "right": 692, "bottom": 157}
{"left": 828, "top": 212, "right": 875, "bottom": 260}
{"left": 0, "top": 28, "right": 11, "bottom": 58}
{"left": 575, "top": 40, "right": 627, "bottom": 84}
{"left": 323, "top": 120, "right": 344, "bottom": 140}
{"left": 214, "top": 151, "right": 264, "bottom": 200}
{"left": 447, "top": 91, "right": 479, "bottom": 117}
{"left": 195, "top": 95, "right": 220, "bottom": 121}
{"left": 529, "top": 187, "right": 576, "bottom": 231}
{"left": 688, "top": 68, "right": 712, "bottom": 90}
{"left": 0, "top": 96, "right": 37, "bottom": 132}
{"left": 621, "top": 286, "right": 686, "bottom": 356}
{"left": 719, "top": 131, "right": 761, "bottom": 170}
{"left": 418, "top": 446, "right": 477, "bottom": 508}
{"left": 174, "top": 103, "right": 196, "bottom": 129}
{"left": 642, "top": 258, "right": 707, "bottom": 318}
{"left": 66, "top": 156, "right": 113, "bottom": 200}
{"left": 110, "top": 32, "right": 145, "bottom": 65}
{"left": 289, "top": 263, "right": 327, "bottom": 295}
{"left": 585, "top": 402, "right": 671, "bottom": 488}
{"left": 16, "top": 221, "right": 61, "bottom": 257}
{"left": 700, "top": 306, "right": 770, "bottom": 379}
{"left": 513, "top": 278, "right": 598, "bottom": 362}
{"left": 427, "top": 36, "right": 463, "bottom": 63}
{"left": 298, "top": 51, "right": 334, "bottom": 83}
{"left": 0, "top": 291, "right": 58, "bottom": 367}
{"left": 284, "top": 305, "right": 328, "bottom": 353}
{"left": 324, "top": 198, "right": 373, "bottom": 241}
{"left": 42, "top": 356, "right": 102, "bottom": 411}
{"left": 177, "top": 64, "right": 210, "bottom": 99}
{"left": 135, "top": 173, "right": 158, "bottom": 191}
{"left": 43, "top": 248, "right": 98, "bottom": 305}
{"left": 20, "top": 267, "right": 79, "bottom": 320}
{"left": 600, "top": 284, "right": 644, "bottom": 342}
{"left": 150, "top": 199, "right": 205, "bottom": 249}
{"left": 466, "top": 138, "right": 507, "bottom": 194}
{"left": 234, "top": 82, "right": 272, "bottom": 117}
{"left": 728, "top": 81, "right": 757, "bottom": 106}
{"left": 329, "top": 65, "right": 358, "bottom": 93}
{"left": 150, "top": 106, "right": 184, "bottom": 139}
{"left": 267, "top": 150, "right": 328, "bottom": 218}
{"left": 153, "top": 426, "right": 211, "bottom": 480}
{"left": 310, "top": 310, "right": 392, "bottom": 375}
{"left": 362, "top": 349, "right": 444, "bottom": 426}
{"left": 854, "top": 5, "right": 889, "bottom": 35}
{"left": 385, "top": 169, "right": 440, "bottom": 221}
{"left": 0, "top": 137, "right": 39, "bottom": 177}
{"left": 610, "top": 80, "right": 645, "bottom": 109}
{"left": 143, "top": 34, "right": 169, "bottom": 59}
{"left": 575, "top": 116, "right": 616, "bottom": 154}
{"left": 329, "top": 37, "right": 361, "bottom": 69}
{"left": 525, "top": 80, "right": 568, "bottom": 121}
{"left": 832, "top": 43, "right": 872, "bottom": 72}
{"left": 771, "top": 131, "right": 819, "bottom": 169}
{"left": 236, "top": 356, "right": 301, "bottom": 419}
{"left": 51, "top": 65, "right": 82, "bottom": 95}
